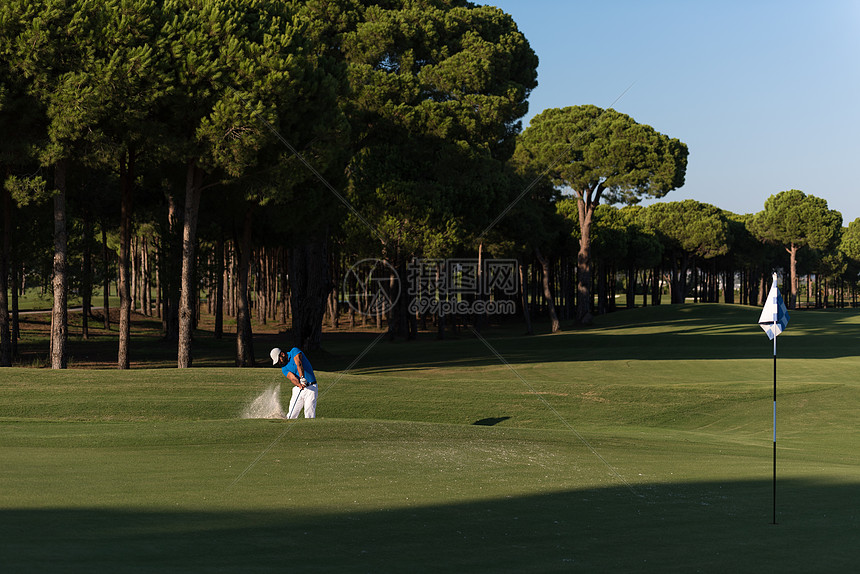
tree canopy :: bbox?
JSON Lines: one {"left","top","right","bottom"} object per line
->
{"left": 752, "top": 189, "right": 842, "bottom": 308}
{"left": 514, "top": 105, "right": 688, "bottom": 322}
{"left": 640, "top": 200, "right": 729, "bottom": 303}
{"left": 3, "top": 1, "right": 860, "bottom": 369}
{"left": 343, "top": 1, "right": 538, "bottom": 255}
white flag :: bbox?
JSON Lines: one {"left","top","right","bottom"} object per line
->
{"left": 758, "top": 274, "right": 790, "bottom": 340}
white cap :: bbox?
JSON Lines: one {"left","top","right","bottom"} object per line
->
{"left": 270, "top": 348, "right": 282, "bottom": 365}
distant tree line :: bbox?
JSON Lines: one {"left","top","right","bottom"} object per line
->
{"left": 0, "top": 0, "right": 855, "bottom": 369}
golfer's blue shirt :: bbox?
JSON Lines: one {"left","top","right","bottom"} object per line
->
{"left": 282, "top": 347, "right": 316, "bottom": 383}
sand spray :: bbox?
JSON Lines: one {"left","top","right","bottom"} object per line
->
{"left": 241, "top": 383, "right": 286, "bottom": 419}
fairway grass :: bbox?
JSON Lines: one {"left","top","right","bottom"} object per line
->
{"left": 1, "top": 304, "right": 858, "bottom": 572}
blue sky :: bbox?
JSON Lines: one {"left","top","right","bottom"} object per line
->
{"left": 475, "top": 0, "right": 860, "bottom": 223}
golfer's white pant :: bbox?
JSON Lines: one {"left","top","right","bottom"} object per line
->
{"left": 287, "top": 384, "right": 317, "bottom": 419}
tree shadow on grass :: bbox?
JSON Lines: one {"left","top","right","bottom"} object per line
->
{"left": 14, "top": 305, "right": 860, "bottom": 370}
{"left": 2, "top": 478, "right": 856, "bottom": 573}
{"left": 316, "top": 325, "right": 860, "bottom": 376}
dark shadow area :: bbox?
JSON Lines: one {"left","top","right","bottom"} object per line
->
{"left": 316, "top": 330, "right": 860, "bottom": 376}
{"left": 472, "top": 416, "right": 511, "bottom": 426}
{"left": 14, "top": 305, "right": 860, "bottom": 370}
{"left": 16, "top": 314, "right": 244, "bottom": 369}
{"left": 1, "top": 479, "right": 856, "bottom": 573}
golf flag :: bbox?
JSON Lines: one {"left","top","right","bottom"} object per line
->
{"left": 758, "top": 274, "right": 790, "bottom": 339}
{"left": 758, "top": 273, "right": 788, "bottom": 525}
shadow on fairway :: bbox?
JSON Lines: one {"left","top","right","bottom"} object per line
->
{"left": 472, "top": 416, "right": 511, "bottom": 426}
{"left": 2, "top": 478, "right": 856, "bottom": 573}
{"left": 15, "top": 305, "right": 860, "bottom": 370}
{"left": 319, "top": 328, "right": 860, "bottom": 376}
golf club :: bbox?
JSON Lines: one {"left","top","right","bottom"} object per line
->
{"left": 287, "top": 387, "right": 303, "bottom": 419}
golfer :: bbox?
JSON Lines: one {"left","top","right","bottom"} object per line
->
{"left": 270, "top": 347, "right": 318, "bottom": 419}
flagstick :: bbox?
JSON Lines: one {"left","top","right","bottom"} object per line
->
{"left": 758, "top": 273, "right": 787, "bottom": 525}
{"left": 772, "top": 334, "right": 777, "bottom": 525}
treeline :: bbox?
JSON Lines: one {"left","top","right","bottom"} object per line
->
{"left": 0, "top": 0, "right": 541, "bottom": 368}
{"left": 526, "top": 193, "right": 858, "bottom": 327}
{"left": 0, "top": 1, "right": 857, "bottom": 369}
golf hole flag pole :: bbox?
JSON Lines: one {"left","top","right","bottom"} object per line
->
{"left": 757, "top": 272, "right": 790, "bottom": 525}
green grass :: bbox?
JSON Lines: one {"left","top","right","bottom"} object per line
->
{"left": 1, "top": 304, "right": 859, "bottom": 572}
{"left": 15, "top": 287, "right": 121, "bottom": 312}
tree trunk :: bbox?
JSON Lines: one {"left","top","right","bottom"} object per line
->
{"left": 178, "top": 160, "right": 204, "bottom": 368}
{"left": 692, "top": 265, "right": 699, "bottom": 303}
{"left": 231, "top": 242, "right": 238, "bottom": 317}
{"left": 473, "top": 242, "right": 486, "bottom": 331}
{"left": 289, "top": 235, "right": 331, "bottom": 351}
{"left": 51, "top": 160, "right": 69, "bottom": 369}
{"left": 651, "top": 265, "right": 662, "bottom": 305}
{"left": 669, "top": 254, "right": 680, "bottom": 303}
{"left": 262, "top": 248, "right": 269, "bottom": 324}
{"left": 535, "top": 247, "right": 560, "bottom": 332}
{"left": 328, "top": 249, "right": 340, "bottom": 329}
{"left": 0, "top": 179, "right": 12, "bottom": 366}
{"left": 162, "top": 192, "right": 181, "bottom": 342}
{"left": 235, "top": 209, "right": 254, "bottom": 366}
{"left": 118, "top": 151, "right": 134, "bottom": 369}
{"left": 787, "top": 243, "right": 798, "bottom": 309}
{"left": 280, "top": 247, "right": 288, "bottom": 324}
{"left": 214, "top": 236, "right": 224, "bottom": 339}
{"left": 625, "top": 266, "right": 636, "bottom": 310}
{"left": 386, "top": 257, "right": 410, "bottom": 340}
{"left": 327, "top": 251, "right": 340, "bottom": 329}
{"left": 641, "top": 270, "right": 649, "bottom": 307}
{"left": 748, "top": 268, "right": 756, "bottom": 306}
{"left": 724, "top": 268, "right": 735, "bottom": 304}
{"left": 206, "top": 252, "right": 213, "bottom": 316}
{"left": 519, "top": 257, "right": 533, "bottom": 335}
{"left": 436, "top": 262, "right": 445, "bottom": 340}
{"left": 401, "top": 260, "right": 416, "bottom": 339}
{"left": 225, "top": 242, "right": 234, "bottom": 317}
{"left": 608, "top": 264, "right": 617, "bottom": 312}
{"left": 154, "top": 241, "right": 162, "bottom": 318}
{"left": 671, "top": 253, "right": 692, "bottom": 304}
{"left": 101, "top": 224, "right": 110, "bottom": 330}
{"left": 143, "top": 237, "right": 151, "bottom": 316}
{"left": 11, "top": 256, "right": 19, "bottom": 357}
{"left": 81, "top": 210, "right": 93, "bottom": 339}
{"left": 131, "top": 235, "right": 138, "bottom": 313}
{"left": 597, "top": 260, "right": 607, "bottom": 315}
{"left": 266, "top": 248, "right": 274, "bottom": 322}
{"left": 823, "top": 276, "right": 829, "bottom": 308}
{"left": 576, "top": 198, "right": 595, "bottom": 324}
{"left": 561, "top": 255, "right": 571, "bottom": 320}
